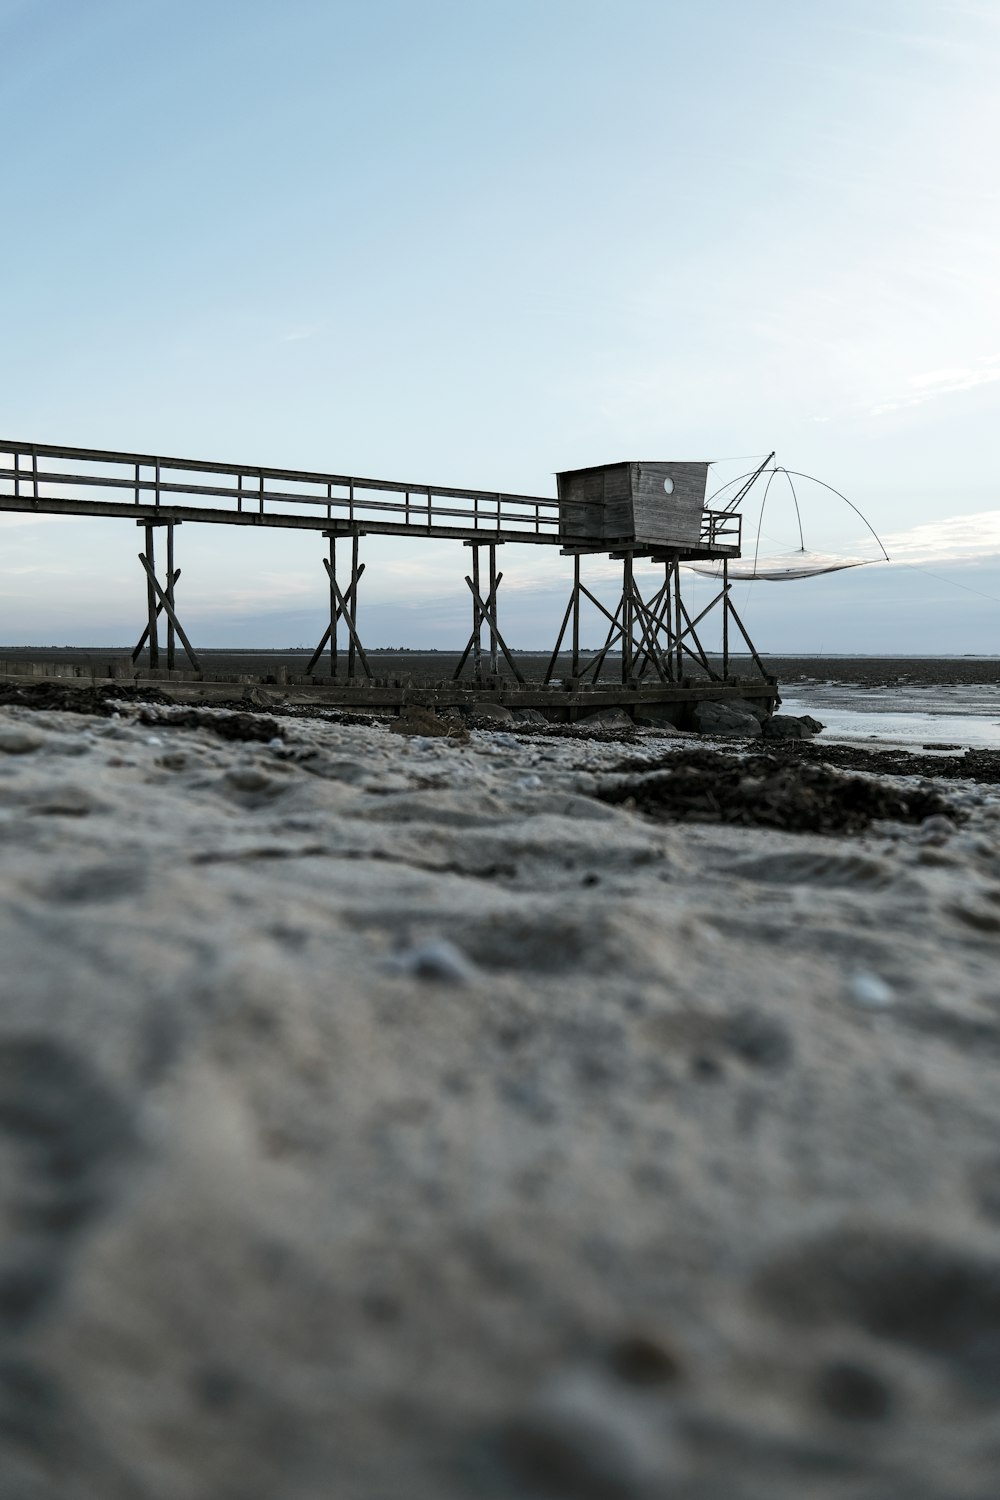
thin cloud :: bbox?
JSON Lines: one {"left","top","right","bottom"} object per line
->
{"left": 881, "top": 509, "right": 1000, "bottom": 564}
{"left": 277, "top": 323, "right": 321, "bottom": 344}
{"left": 871, "top": 355, "right": 1000, "bottom": 415}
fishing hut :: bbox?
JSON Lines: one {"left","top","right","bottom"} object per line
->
{"left": 557, "top": 460, "right": 710, "bottom": 549}
{"left": 0, "top": 439, "right": 777, "bottom": 722}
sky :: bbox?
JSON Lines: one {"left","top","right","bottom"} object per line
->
{"left": 2, "top": 0, "right": 1000, "bottom": 654}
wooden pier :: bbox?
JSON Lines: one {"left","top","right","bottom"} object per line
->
{"left": 0, "top": 440, "right": 773, "bottom": 711}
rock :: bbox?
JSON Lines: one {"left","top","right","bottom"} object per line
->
{"left": 496, "top": 1368, "right": 670, "bottom": 1498}
{"left": 815, "top": 1359, "right": 893, "bottom": 1421}
{"left": 513, "top": 708, "right": 550, "bottom": 724}
{"left": 970, "top": 1156, "right": 1000, "bottom": 1224}
{"left": 724, "top": 1009, "right": 794, "bottom": 1070}
{"left": 634, "top": 704, "right": 685, "bottom": 731}
{"left": 762, "top": 714, "right": 824, "bottom": 740}
{"left": 0, "top": 725, "right": 46, "bottom": 754}
{"left": 733, "top": 697, "right": 769, "bottom": 723}
{"left": 607, "top": 1333, "right": 682, "bottom": 1387}
{"left": 469, "top": 700, "right": 514, "bottom": 722}
{"left": 634, "top": 716, "right": 689, "bottom": 735}
{"left": 579, "top": 707, "right": 633, "bottom": 726}
{"left": 391, "top": 707, "right": 468, "bottom": 741}
{"left": 691, "top": 701, "right": 762, "bottom": 737}
{"left": 241, "top": 684, "right": 282, "bottom": 708}
{"left": 223, "top": 766, "right": 279, "bottom": 796}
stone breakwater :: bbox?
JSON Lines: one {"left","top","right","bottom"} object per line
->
{"left": 0, "top": 700, "right": 999, "bottom": 1499}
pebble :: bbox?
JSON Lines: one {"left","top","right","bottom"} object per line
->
{"left": 384, "top": 938, "right": 477, "bottom": 985}
{"left": 848, "top": 971, "right": 895, "bottom": 1008}
{"left": 497, "top": 1368, "right": 669, "bottom": 1498}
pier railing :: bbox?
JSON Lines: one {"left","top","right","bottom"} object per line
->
{"left": 1, "top": 439, "right": 740, "bottom": 554}
{"left": 0, "top": 440, "right": 563, "bottom": 544}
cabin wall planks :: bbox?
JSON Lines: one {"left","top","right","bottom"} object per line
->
{"left": 557, "top": 460, "right": 710, "bottom": 549}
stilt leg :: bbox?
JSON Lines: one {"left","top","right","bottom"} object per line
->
{"left": 722, "top": 560, "right": 730, "bottom": 680}
{"left": 165, "top": 524, "right": 176, "bottom": 670}
{"left": 488, "top": 544, "right": 498, "bottom": 680}
{"left": 348, "top": 531, "right": 360, "bottom": 681}
{"left": 471, "top": 545, "right": 483, "bottom": 685}
{"left": 329, "top": 536, "right": 338, "bottom": 679}
{"left": 145, "top": 524, "right": 158, "bottom": 669}
{"left": 622, "top": 555, "right": 634, "bottom": 684}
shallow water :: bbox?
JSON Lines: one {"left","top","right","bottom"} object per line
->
{"left": 781, "top": 681, "right": 1000, "bottom": 750}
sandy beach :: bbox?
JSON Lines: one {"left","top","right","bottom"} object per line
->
{"left": 1, "top": 691, "right": 1000, "bottom": 1498}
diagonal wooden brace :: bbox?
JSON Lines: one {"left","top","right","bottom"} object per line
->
{"left": 306, "top": 562, "right": 366, "bottom": 675}
{"left": 137, "top": 554, "right": 202, "bottom": 672}
{"left": 454, "top": 568, "right": 504, "bottom": 681}
{"left": 326, "top": 566, "right": 372, "bottom": 679}
{"left": 132, "top": 567, "right": 181, "bottom": 661}
{"left": 463, "top": 577, "right": 525, "bottom": 684}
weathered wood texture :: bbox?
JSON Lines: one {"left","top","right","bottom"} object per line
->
{"left": 1, "top": 441, "right": 740, "bottom": 559}
{"left": 557, "top": 460, "right": 710, "bottom": 548}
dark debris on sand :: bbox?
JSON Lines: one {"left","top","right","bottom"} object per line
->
{"left": 597, "top": 749, "right": 956, "bottom": 833}
{"left": 0, "top": 681, "right": 175, "bottom": 715}
{"left": 765, "top": 739, "right": 1000, "bottom": 784}
{"left": 137, "top": 708, "right": 283, "bottom": 743}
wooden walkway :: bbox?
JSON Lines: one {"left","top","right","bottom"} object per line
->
{"left": 0, "top": 439, "right": 758, "bottom": 691}
{"left": 0, "top": 440, "right": 740, "bottom": 554}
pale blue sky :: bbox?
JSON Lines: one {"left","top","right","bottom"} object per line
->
{"left": 3, "top": 0, "right": 999, "bottom": 651}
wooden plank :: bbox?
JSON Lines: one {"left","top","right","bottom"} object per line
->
{"left": 0, "top": 441, "right": 557, "bottom": 507}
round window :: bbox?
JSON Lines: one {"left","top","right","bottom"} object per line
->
{"left": 662, "top": 477, "right": 675, "bottom": 495}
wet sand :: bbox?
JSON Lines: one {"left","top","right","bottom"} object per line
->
{"left": 1, "top": 694, "right": 999, "bottom": 1498}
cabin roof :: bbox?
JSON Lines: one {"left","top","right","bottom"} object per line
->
{"left": 555, "top": 459, "right": 711, "bottom": 477}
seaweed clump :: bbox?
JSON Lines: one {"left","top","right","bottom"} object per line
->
{"left": 597, "top": 750, "right": 955, "bottom": 834}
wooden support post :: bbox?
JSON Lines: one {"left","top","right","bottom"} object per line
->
{"left": 572, "top": 554, "right": 581, "bottom": 679}
{"left": 622, "top": 554, "right": 635, "bottom": 684}
{"left": 165, "top": 524, "right": 176, "bottom": 669}
{"left": 722, "top": 560, "right": 730, "bottom": 680}
{"left": 471, "top": 544, "right": 483, "bottom": 685}
{"left": 347, "top": 531, "right": 360, "bottom": 681}
{"left": 329, "top": 535, "right": 338, "bottom": 678}
{"left": 488, "top": 544, "right": 498, "bottom": 680}
{"left": 674, "top": 559, "right": 684, "bottom": 682}
{"left": 144, "top": 524, "right": 159, "bottom": 668}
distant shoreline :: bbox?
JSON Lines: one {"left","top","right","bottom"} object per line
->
{"left": 0, "top": 647, "right": 998, "bottom": 688}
